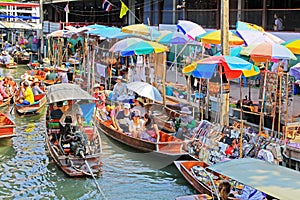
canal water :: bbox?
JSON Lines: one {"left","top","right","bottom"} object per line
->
{"left": 0, "top": 66, "right": 196, "bottom": 200}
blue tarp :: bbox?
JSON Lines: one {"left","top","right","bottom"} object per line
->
{"left": 80, "top": 103, "right": 96, "bottom": 124}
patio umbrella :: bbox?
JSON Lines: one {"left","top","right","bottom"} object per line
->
{"left": 281, "top": 39, "right": 300, "bottom": 54}
{"left": 127, "top": 81, "right": 163, "bottom": 102}
{"left": 156, "top": 31, "right": 189, "bottom": 45}
{"left": 195, "top": 30, "right": 244, "bottom": 45}
{"left": 118, "top": 40, "right": 168, "bottom": 56}
{"left": 109, "top": 37, "right": 144, "bottom": 53}
{"left": 177, "top": 20, "right": 206, "bottom": 40}
{"left": 290, "top": 63, "right": 300, "bottom": 80}
{"left": 121, "top": 24, "right": 161, "bottom": 39}
{"left": 236, "top": 21, "right": 283, "bottom": 46}
{"left": 182, "top": 56, "right": 253, "bottom": 80}
{"left": 87, "top": 26, "right": 132, "bottom": 39}
{"left": 46, "top": 30, "right": 68, "bottom": 38}
{"left": 240, "top": 42, "right": 297, "bottom": 62}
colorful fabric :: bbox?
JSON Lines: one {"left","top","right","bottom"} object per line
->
{"left": 24, "top": 87, "right": 34, "bottom": 104}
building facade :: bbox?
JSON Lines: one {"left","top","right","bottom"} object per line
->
{"left": 43, "top": 0, "right": 300, "bottom": 31}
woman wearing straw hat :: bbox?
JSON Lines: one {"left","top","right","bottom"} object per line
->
{"left": 31, "top": 78, "right": 44, "bottom": 96}
{"left": 174, "top": 107, "right": 197, "bottom": 140}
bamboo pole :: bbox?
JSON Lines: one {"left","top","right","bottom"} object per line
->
{"left": 162, "top": 52, "right": 167, "bottom": 106}
{"left": 277, "top": 72, "right": 282, "bottom": 138}
{"left": 239, "top": 76, "right": 244, "bottom": 158}
{"left": 259, "top": 67, "right": 268, "bottom": 133}
{"left": 271, "top": 72, "right": 279, "bottom": 137}
{"left": 284, "top": 73, "right": 289, "bottom": 141}
{"left": 199, "top": 78, "right": 203, "bottom": 120}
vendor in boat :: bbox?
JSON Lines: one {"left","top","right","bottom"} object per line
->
{"left": 174, "top": 107, "right": 197, "bottom": 140}
{"left": 132, "top": 97, "right": 146, "bottom": 117}
{"left": 57, "top": 65, "right": 69, "bottom": 83}
{"left": 218, "top": 180, "right": 236, "bottom": 200}
{"left": 112, "top": 76, "right": 127, "bottom": 101}
{"left": 60, "top": 101, "right": 83, "bottom": 127}
{"left": 115, "top": 103, "right": 131, "bottom": 132}
{"left": 31, "top": 78, "right": 44, "bottom": 96}
{"left": 129, "top": 110, "right": 144, "bottom": 138}
{"left": 18, "top": 81, "right": 34, "bottom": 105}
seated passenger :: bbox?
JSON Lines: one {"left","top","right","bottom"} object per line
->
{"left": 50, "top": 103, "right": 64, "bottom": 120}
{"left": 140, "top": 113, "right": 157, "bottom": 142}
{"left": 129, "top": 110, "right": 144, "bottom": 138}
{"left": 60, "top": 101, "right": 83, "bottom": 127}
{"left": 115, "top": 103, "right": 131, "bottom": 132}
{"left": 93, "top": 83, "right": 106, "bottom": 111}
{"left": 19, "top": 81, "right": 34, "bottom": 104}
{"left": 31, "top": 78, "right": 44, "bottom": 96}
{"left": 132, "top": 97, "right": 146, "bottom": 117}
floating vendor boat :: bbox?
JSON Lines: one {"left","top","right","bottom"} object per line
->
{"left": 14, "top": 51, "right": 30, "bottom": 65}
{"left": 175, "top": 158, "right": 300, "bottom": 200}
{"left": 45, "top": 83, "right": 102, "bottom": 177}
{"left": 0, "top": 95, "right": 14, "bottom": 109}
{"left": 95, "top": 114, "right": 188, "bottom": 159}
{"left": 26, "top": 69, "right": 46, "bottom": 81}
{"left": 0, "top": 62, "right": 17, "bottom": 69}
{"left": 14, "top": 93, "right": 47, "bottom": 115}
{"left": 0, "top": 112, "right": 16, "bottom": 139}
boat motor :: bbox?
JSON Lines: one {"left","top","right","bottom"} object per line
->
{"left": 70, "top": 130, "right": 88, "bottom": 157}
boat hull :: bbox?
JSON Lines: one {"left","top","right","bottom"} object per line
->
{"left": 96, "top": 115, "right": 187, "bottom": 158}
{"left": 0, "top": 63, "right": 17, "bottom": 69}
{"left": 14, "top": 94, "right": 47, "bottom": 115}
{"left": 0, "top": 112, "right": 16, "bottom": 139}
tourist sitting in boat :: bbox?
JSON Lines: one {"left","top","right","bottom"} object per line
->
{"left": 129, "top": 110, "right": 144, "bottom": 138}
{"left": 174, "top": 107, "right": 197, "bottom": 140}
{"left": 115, "top": 103, "right": 131, "bottom": 132}
{"left": 46, "top": 68, "right": 58, "bottom": 81}
{"left": 50, "top": 103, "right": 64, "bottom": 120}
{"left": 218, "top": 180, "right": 235, "bottom": 200}
{"left": 7, "top": 76, "right": 17, "bottom": 93}
{"left": 31, "top": 78, "right": 44, "bottom": 96}
{"left": 18, "top": 81, "right": 34, "bottom": 105}
{"left": 140, "top": 113, "right": 157, "bottom": 142}
{"left": 60, "top": 101, "right": 83, "bottom": 128}
{"left": 132, "top": 97, "right": 146, "bottom": 117}
{"left": 92, "top": 83, "right": 106, "bottom": 111}
{"left": 112, "top": 76, "right": 127, "bottom": 101}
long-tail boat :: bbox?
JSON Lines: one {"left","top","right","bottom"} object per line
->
{"left": 45, "top": 83, "right": 102, "bottom": 177}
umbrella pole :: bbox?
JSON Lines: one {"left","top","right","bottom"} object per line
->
{"left": 284, "top": 73, "right": 289, "bottom": 141}
{"left": 259, "top": 67, "right": 268, "bottom": 133}
{"left": 277, "top": 71, "right": 282, "bottom": 138}
{"left": 175, "top": 44, "right": 178, "bottom": 83}
{"left": 199, "top": 78, "right": 203, "bottom": 120}
{"left": 239, "top": 76, "right": 244, "bottom": 158}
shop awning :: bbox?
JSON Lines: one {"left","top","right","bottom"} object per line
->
{"left": 207, "top": 158, "right": 300, "bottom": 200}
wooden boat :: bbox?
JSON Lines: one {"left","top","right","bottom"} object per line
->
{"left": 0, "top": 62, "right": 17, "bottom": 69}
{"left": 45, "top": 83, "right": 102, "bottom": 177}
{"left": 95, "top": 114, "right": 188, "bottom": 159}
{"left": 14, "top": 93, "right": 47, "bottom": 115}
{"left": 174, "top": 160, "right": 212, "bottom": 195}
{"left": 15, "top": 56, "right": 30, "bottom": 65}
{"left": 26, "top": 69, "right": 46, "bottom": 81}
{"left": 175, "top": 194, "right": 212, "bottom": 200}
{"left": 0, "top": 95, "right": 13, "bottom": 108}
{"left": 175, "top": 159, "right": 300, "bottom": 200}
{"left": 0, "top": 112, "right": 16, "bottom": 139}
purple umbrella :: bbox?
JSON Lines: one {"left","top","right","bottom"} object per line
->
{"left": 290, "top": 63, "right": 300, "bottom": 80}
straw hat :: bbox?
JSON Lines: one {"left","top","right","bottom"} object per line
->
{"left": 117, "top": 76, "right": 123, "bottom": 80}
{"left": 33, "top": 78, "right": 40, "bottom": 84}
{"left": 134, "top": 97, "right": 144, "bottom": 104}
{"left": 180, "top": 107, "right": 192, "bottom": 114}
{"left": 93, "top": 83, "right": 101, "bottom": 89}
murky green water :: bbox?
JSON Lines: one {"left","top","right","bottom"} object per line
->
{"left": 0, "top": 66, "right": 195, "bottom": 200}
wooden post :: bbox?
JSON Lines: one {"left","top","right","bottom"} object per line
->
{"left": 284, "top": 73, "right": 289, "bottom": 140}
{"left": 221, "top": 0, "right": 229, "bottom": 56}
{"left": 259, "top": 68, "right": 268, "bottom": 133}
{"left": 162, "top": 52, "right": 167, "bottom": 106}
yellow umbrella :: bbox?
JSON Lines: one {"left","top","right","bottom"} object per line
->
{"left": 281, "top": 39, "right": 300, "bottom": 54}
{"left": 242, "top": 65, "right": 260, "bottom": 77}
{"left": 195, "top": 30, "right": 244, "bottom": 45}
{"left": 121, "top": 24, "right": 161, "bottom": 39}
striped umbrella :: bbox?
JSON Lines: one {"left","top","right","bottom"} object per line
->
{"left": 195, "top": 30, "right": 244, "bottom": 45}
{"left": 281, "top": 39, "right": 300, "bottom": 54}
